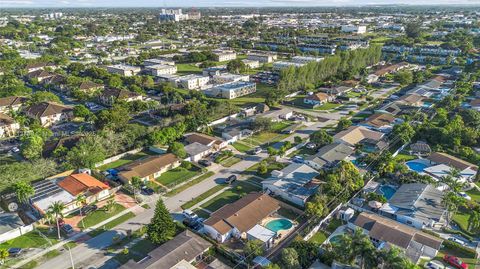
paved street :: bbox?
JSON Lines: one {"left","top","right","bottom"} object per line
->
{"left": 31, "top": 120, "right": 334, "bottom": 269}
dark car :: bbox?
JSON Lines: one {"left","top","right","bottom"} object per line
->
{"left": 198, "top": 159, "right": 212, "bottom": 167}
{"left": 141, "top": 186, "right": 155, "bottom": 195}
{"left": 8, "top": 248, "right": 22, "bottom": 257}
{"left": 62, "top": 224, "right": 74, "bottom": 234}
{"left": 226, "top": 175, "right": 237, "bottom": 184}
{"left": 182, "top": 218, "right": 203, "bottom": 231}
{"left": 81, "top": 204, "right": 98, "bottom": 215}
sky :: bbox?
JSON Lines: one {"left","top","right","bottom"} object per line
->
{"left": 1, "top": 0, "right": 480, "bottom": 7}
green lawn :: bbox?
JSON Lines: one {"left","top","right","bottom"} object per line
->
{"left": 271, "top": 121, "right": 292, "bottom": 132}
{"left": 181, "top": 184, "right": 227, "bottom": 209}
{"left": 247, "top": 132, "right": 289, "bottom": 145}
{"left": 114, "top": 239, "right": 158, "bottom": 265}
{"left": 155, "top": 166, "right": 201, "bottom": 187}
{"left": 232, "top": 141, "right": 254, "bottom": 152}
{"left": 434, "top": 245, "right": 479, "bottom": 268}
{"left": 78, "top": 204, "right": 127, "bottom": 229}
{"left": 246, "top": 161, "right": 288, "bottom": 178}
{"left": 308, "top": 231, "right": 328, "bottom": 244}
{"left": 199, "top": 181, "right": 262, "bottom": 212}
{"left": 176, "top": 63, "right": 202, "bottom": 74}
{"left": 193, "top": 208, "right": 211, "bottom": 219}
{"left": 314, "top": 102, "right": 341, "bottom": 111}
{"left": 87, "top": 211, "right": 136, "bottom": 237}
{"left": 219, "top": 156, "right": 242, "bottom": 167}
{"left": 165, "top": 171, "right": 214, "bottom": 197}
{"left": 98, "top": 151, "right": 154, "bottom": 171}
{"left": 466, "top": 188, "right": 480, "bottom": 202}
{"left": 394, "top": 153, "right": 417, "bottom": 162}
{"left": 0, "top": 227, "right": 59, "bottom": 249}
{"left": 287, "top": 147, "right": 317, "bottom": 158}
{"left": 326, "top": 219, "right": 343, "bottom": 233}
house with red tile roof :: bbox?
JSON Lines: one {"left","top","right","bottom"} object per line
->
{"left": 57, "top": 173, "right": 111, "bottom": 203}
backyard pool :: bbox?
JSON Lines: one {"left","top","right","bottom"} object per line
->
{"left": 329, "top": 234, "right": 343, "bottom": 244}
{"left": 380, "top": 185, "right": 396, "bottom": 200}
{"left": 265, "top": 219, "right": 293, "bottom": 232}
{"left": 406, "top": 160, "right": 429, "bottom": 172}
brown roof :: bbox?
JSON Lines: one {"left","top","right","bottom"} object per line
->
{"left": 26, "top": 70, "right": 56, "bottom": 79}
{"left": 470, "top": 99, "right": 480, "bottom": 107}
{"left": 427, "top": 152, "right": 478, "bottom": 171}
{"left": 118, "top": 153, "right": 180, "bottom": 181}
{"left": 306, "top": 92, "right": 330, "bottom": 102}
{"left": 0, "top": 96, "right": 28, "bottom": 108}
{"left": 354, "top": 212, "right": 442, "bottom": 250}
{"left": 184, "top": 133, "right": 219, "bottom": 146}
{"left": 101, "top": 88, "right": 141, "bottom": 100}
{"left": 25, "top": 102, "right": 73, "bottom": 118}
{"left": 79, "top": 81, "right": 103, "bottom": 91}
{"left": 58, "top": 173, "right": 109, "bottom": 196}
{"left": 0, "top": 113, "right": 15, "bottom": 126}
{"left": 25, "top": 62, "right": 50, "bottom": 70}
{"left": 204, "top": 192, "right": 280, "bottom": 234}
{"left": 334, "top": 126, "right": 384, "bottom": 146}
{"left": 364, "top": 113, "right": 396, "bottom": 128}
{"left": 399, "top": 93, "right": 425, "bottom": 105}
{"left": 374, "top": 62, "right": 408, "bottom": 76}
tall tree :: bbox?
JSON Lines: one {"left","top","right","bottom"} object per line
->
{"left": 13, "top": 181, "right": 35, "bottom": 205}
{"left": 146, "top": 199, "right": 176, "bottom": 244}
{"left": 48, "top": 201, "right": 66, "bottom": 239}
{"left": 281, "top": 248, "right": 301, "bottom": 269}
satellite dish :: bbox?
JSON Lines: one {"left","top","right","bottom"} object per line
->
{"left": 8, "top": 202, "right": 18, "bottom": 212}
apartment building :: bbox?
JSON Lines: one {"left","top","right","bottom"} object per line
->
{"left": 145, "top": 64, "right": 177, "bottom": 76}
{"left": 291, "top": 56, "right": 324, "bottom": 64}
{"left": 204, "top": 81, "right": 256, "bottom": 99}
{"left": 247, "top": 53, "right": 277, "bottom": 63}
{"left": 177, "top": 74, "right": 210, "bottom": 90}
{"left": 341, "top": 25, "right": 367, "bottom": 34}
{"left": 212, "top": 50, "right": 237, "bottom": 62}
{"left": 213, "top": 73, "right": 249, "bottom": 84}
{"left": 272, "top": 61, "right": 305, "bottom": 71}
{"left": 106, "top": 64, "right": 141, "bottom": 77}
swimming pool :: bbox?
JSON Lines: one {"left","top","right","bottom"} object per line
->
{"left": 329, "top": 235, "right": 343, "bottom": 244}
{"left": 265, "top": 219, "right": 293, "bottom": 232}
{"left": 406, "top": 161, "right": 428, "bottom": 172}
{"left": 380, "top": 185, "right": 396, "bottom": 200}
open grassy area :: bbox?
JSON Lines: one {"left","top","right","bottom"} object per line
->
{"left": 219, "top": 156, "right": 242, "bottom": 167}
{"left": 199, "top": 181, "right": 261, "bottom": 212}
{"left": 114, "top": 239, "right": 158, "bottom": 265}
{"left": 98, "top": 151, "right": 155, "bottom": 171}
{"left": 181, "top": 184, "right": 227, "bottom": 209}
{"left": 232, "top": 141, "right": 254, "bottom": 152}
{"left": 308, "top": 231, "right": 328, "bottom": 244}
{"left": 466, "top": 188, "right": 480, "bottom": 202}
{"left": 314, "top": 102, "right": 341, "bottom": 111}
{"left": 87, "top": 211, "right": 136, "bottom": 237}
{"left": 245, "top": 161, "right": 288, "bottom": 178}
{"left": 165, "top": 171, "right": 214, "bottom": 197}
{"left": 155, "top": 166, "right": 201, "bottom": 187}
{"left": 0, "top": 227, "right": 59, "bottom": 249}
{"left": 271, "top": 121, "right": 292, "bottom": 132}
{"left": 176, "top": 63, "right": 202, "bottom": 74}
{"left": 394, "top": 153, "right": 417, "bottom": 162}
{"left": 246, "top": 131, "right": 289, "bottom": 145}
{"left": 287, "top": 146, "right": 317, "bottom": 158}
{"left": 78, "top": 204, "right": 127, "bottom": 229}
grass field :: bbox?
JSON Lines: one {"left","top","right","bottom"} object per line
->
{"left": 87, "top": 211, "right": 136, "bottom": 237}
{"left": 98, "top": 151, "right": 155, "bottom": 171}
{"left": 114, "top": 239, "right": 158, "bottom": 265}
{"left": 232, "top": 141, "right": 254, "bottom": 152}
{"left": 0, "top": 227, "right": 59, "bottom": 249}
{"left": 181, "top": 184, "right": 227, "bottom": 209}
{"left": 308, "top": 231, "right": 328, "bottom": 244}
{"left": 199, "top": 181, "right": 261, "bottom": 212}
{"left": 394, "top": 153, "right": 417, "bottom": 162}
{"left": 78, "top": 204, "right": 127, "bottom": 229}
{"left": 246, "top": 161, "right": 288, "bottom": 178}
{"left": 176, "top": 63, "right": 202, "bottom": 74}
{"left": 165, "top": 171, "right": 214, "bottom": 197}
{"left": 219, "top": 156, "right": 242, "bottom": 167}
{"left": 314, "top": 102, "right": 341, "bottom": 111}
{"left": 155, "top": 166, "right": 201, "bottom": 187}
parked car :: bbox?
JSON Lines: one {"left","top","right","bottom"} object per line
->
{"left": 447, "top": 237, "right": 466, "bottom": 246}
{"left": 141, "top": 186, "right": 155, "bottom": 195}
{"left": 182, "top": 209, "right": 198, "bottom": 220}
{"left": 226, "top": 175, "right": 237, "bottom": 184}
{"left": 306, "top": 143, "right": 316, "bottom": 149}
{"left": 424, "top": 260, "right": 445, "bottom": 269}
{"left": 81, "top": 204, "right": 98, "bottom": 215}
{"left": 253, "top": 147, "right": 262, "bottom": 155}
{"left": 62, "top": 224, "right": 74, "bottom": 234}
{"left": 8, "top": 248, "right": 22, "bottom": 257}
{"left": 182, "top": 218, "right": 203, "bottom": 231}
{"left": 443, "top": 255, "right": 468, "bottom": 269}
{"left": 198, "top": 159, "right": 212, "bottom": 167}
{"left": 10, "top": 147, "right": 19, "bottom": 153}
{"left": 292, "top": 156, "right": 304, "bottom": 164}
{"left": 458, "top": 192, "right": 471, "bottom": 201}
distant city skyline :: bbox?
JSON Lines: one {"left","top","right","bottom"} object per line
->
{"left": 2, "top": 0, "right": 480, "bottom": 7}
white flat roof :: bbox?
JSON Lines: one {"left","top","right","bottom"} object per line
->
{"left": 247, "top": 224, "right": 276, "bottom": 243}
{"left": 33, "top": 190, "right": 74, "bottom": 213}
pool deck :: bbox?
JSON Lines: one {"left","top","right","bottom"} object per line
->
{"left": 322, "top": 225, "right": 348, "bottom": 246}
{"left": 261, "top": 216, "right": 296, "bottom": 240}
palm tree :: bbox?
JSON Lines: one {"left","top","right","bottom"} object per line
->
{"left": 48, "top": 201, "right": 66, "bottom": 239}
{"left": 442, "top": 191, "right": 464, "bottom": 227}
{"left": 468, "top": 209, "right": 480, "bottom": 232}
{"left": 0, "top": 248, "right": 8, "bottom": 265}
{"left": 350, "top": 229, "right": 378, "bottom": 269}
{"left": 76, "top": 195, "right": 87, "bottom": 229}
{"left": 105, "top": 198, "right": 117, "bottom": 213}
{"left": 130, "top": 176, "right": 142, "bottom": 203}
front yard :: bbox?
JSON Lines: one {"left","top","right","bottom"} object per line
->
{"left": 155, "top": 165, "right": 201, "bottom": 187}
{"left": 0, "top": 227, "right": 59, "bottom": 249}
{"left": 199, "top": 181, "right": 261, "bottom": 212}
{"left": 245, "top": 160, "right": 289, "bottom": 178}
{"left": 313, "top": 102, "right": 341, "bottom": 111}
{"left": 78, "top": 203, "right": 127, "bottom": 229}
{"left": 308, "top": 231, "right": 328, "bottom": 244}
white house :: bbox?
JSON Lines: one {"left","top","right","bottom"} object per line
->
{"left": 107, "top": 64, "right": 141, "bottom": 77}
{"left": 145, "top": 64, "right": 177, "bottom": 76}
{"left": 178, "top": 74, "right": 210, "bottom": 90}
{"left": 24, "top": 102, "right": 73, "bottom": 127}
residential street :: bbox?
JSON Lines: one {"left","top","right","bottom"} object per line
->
{"left": 30, "top": 120, "right": 334, "bottom": 269}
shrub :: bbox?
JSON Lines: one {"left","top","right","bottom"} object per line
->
{"left": 181, "top": 161, "right": 192, "bottom": 169}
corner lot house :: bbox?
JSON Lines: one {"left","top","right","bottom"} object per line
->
{"left": 120, "top": 230, "right": 212, "bottom": 269}
{"left": 118, "top": 153, "right": 180, "bottom": 184}
{"left": 204, "top": 192, "right": 280, "bottom": 244}
{"left": 24, "top": 102, "right": 74, "bottom": 127}
{"left": 352, "top": 212, "right": 443, "bottom": 263}
{"left": 379, "top": 183, "right": 446, "bottom": 229}
{"left": 262, "top": 163, "right": 319, "bottom": 207}
{"left": 305, "top": 143, "right": 354, "bottom": 170}
{"left": 57, "top": 173, "right": 111, "bottom": 203}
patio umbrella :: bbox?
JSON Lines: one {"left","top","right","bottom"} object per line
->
{"left": 368, "top": 200, "right": 383, "bottom": 209}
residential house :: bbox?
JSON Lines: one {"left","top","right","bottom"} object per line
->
{"left": 98, "top": 88, "right": 143, "bottom": 106}
{"left": 25, "top": 62, "right": 56, "bottom": 73}
{"left": 375, "top": 102, "right": 403, "bottom": 116}
{"left": 0, "top": 96, "right": 28, "bottom": 113}
{"left": 204, "top": 192, "right": 280, "bottom": 245}
{"left": 117, "top": 153, "right": 181, "bottom": 184}
{"left": 120, "top": 230, "right": 212, "bottom": 269}
{"left": 318, "top": 86, "right": 352, "bottom": 97}
{"left": 24, "top": 102, "right": 74, "bottom": 127}
{"left": 352, "top": 212, "right": 443, "bottom": 263}
{"left": 262, "top": 163, "right": 320, "bottom": 207}
{"left": 333, "top": 126, "right": 385, "bottom": 147}
{"left": 31, "top": 180, "right": 77, "bottom": 214}
{"left": 469, "top": 99, "right": 480, "bottom": 111}
{"left": 397, "top": 93, "right": 426, "bottom": 107}
{"left": 184, "top": 142, "right": 212, "bottom": 162}
{"left": 379, "top": 183, "right": 446, "bottom": 229}
{"left": 78, "top": 81, "right": 104, "bottom": 94}
{"left": 426, "top": 152, "right": 478, "bottom": 181}
{"left": 184, "top": 132, "right": 227, "bottom": 151}
{"left": 57, "top": 173, "right": 111, "bottom": 203}
{"left": 361, "top": 113, "right": 399, "bottom": 133}
{"left": 305, "top": 143, "right": 354, "bottom": 170}
{"left": 25, "top": 69, "right": 56, "bottom": 82}
{"left": 304, "top": 92, "right": 334, "bottom": 107}
{"left": 0, "top": 113, "right": 20, "bottom": 138}
{"left": 409, "top": 141, "right": 432, "bottom": 156}
{"left": 373, "top": 62, "right": 409, "bottom": 77}
{"left": 221, "top": 126, "right": 253, "bottom": 144}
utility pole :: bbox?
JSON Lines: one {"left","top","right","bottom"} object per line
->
{"left": 66, "top": 244, "right": 75, "bottom": 269}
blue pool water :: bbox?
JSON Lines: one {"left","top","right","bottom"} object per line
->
{"left": 380, "top": 185, "right": 396, "bottom": 200}
{"left": 265, "top": 219, "right": 293, "bottom": 232}
{"left": 406, "top": 161, "right": 428, "bottom": 172}
{"left": 329, "top": 235, "right": 343, "bottom": 244}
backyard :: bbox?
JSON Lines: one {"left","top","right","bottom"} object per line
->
{"left": 308, "top": 231, "right": 328, "bottom": 245}
{"left": 155, "top": 165, "right": 201, "bottom": 187}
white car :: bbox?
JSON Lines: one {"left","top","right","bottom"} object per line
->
{"left": 458, "top": 192, "right": 471, "bottom": 201}
{"left": 424, "top": 260, "right": 445, "bottom": 269}
{"left": 182, "top": 209, "right": 198, "bottom": 220}
{"left": 447, "top": 237, "right": 466, "bottom": 246}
